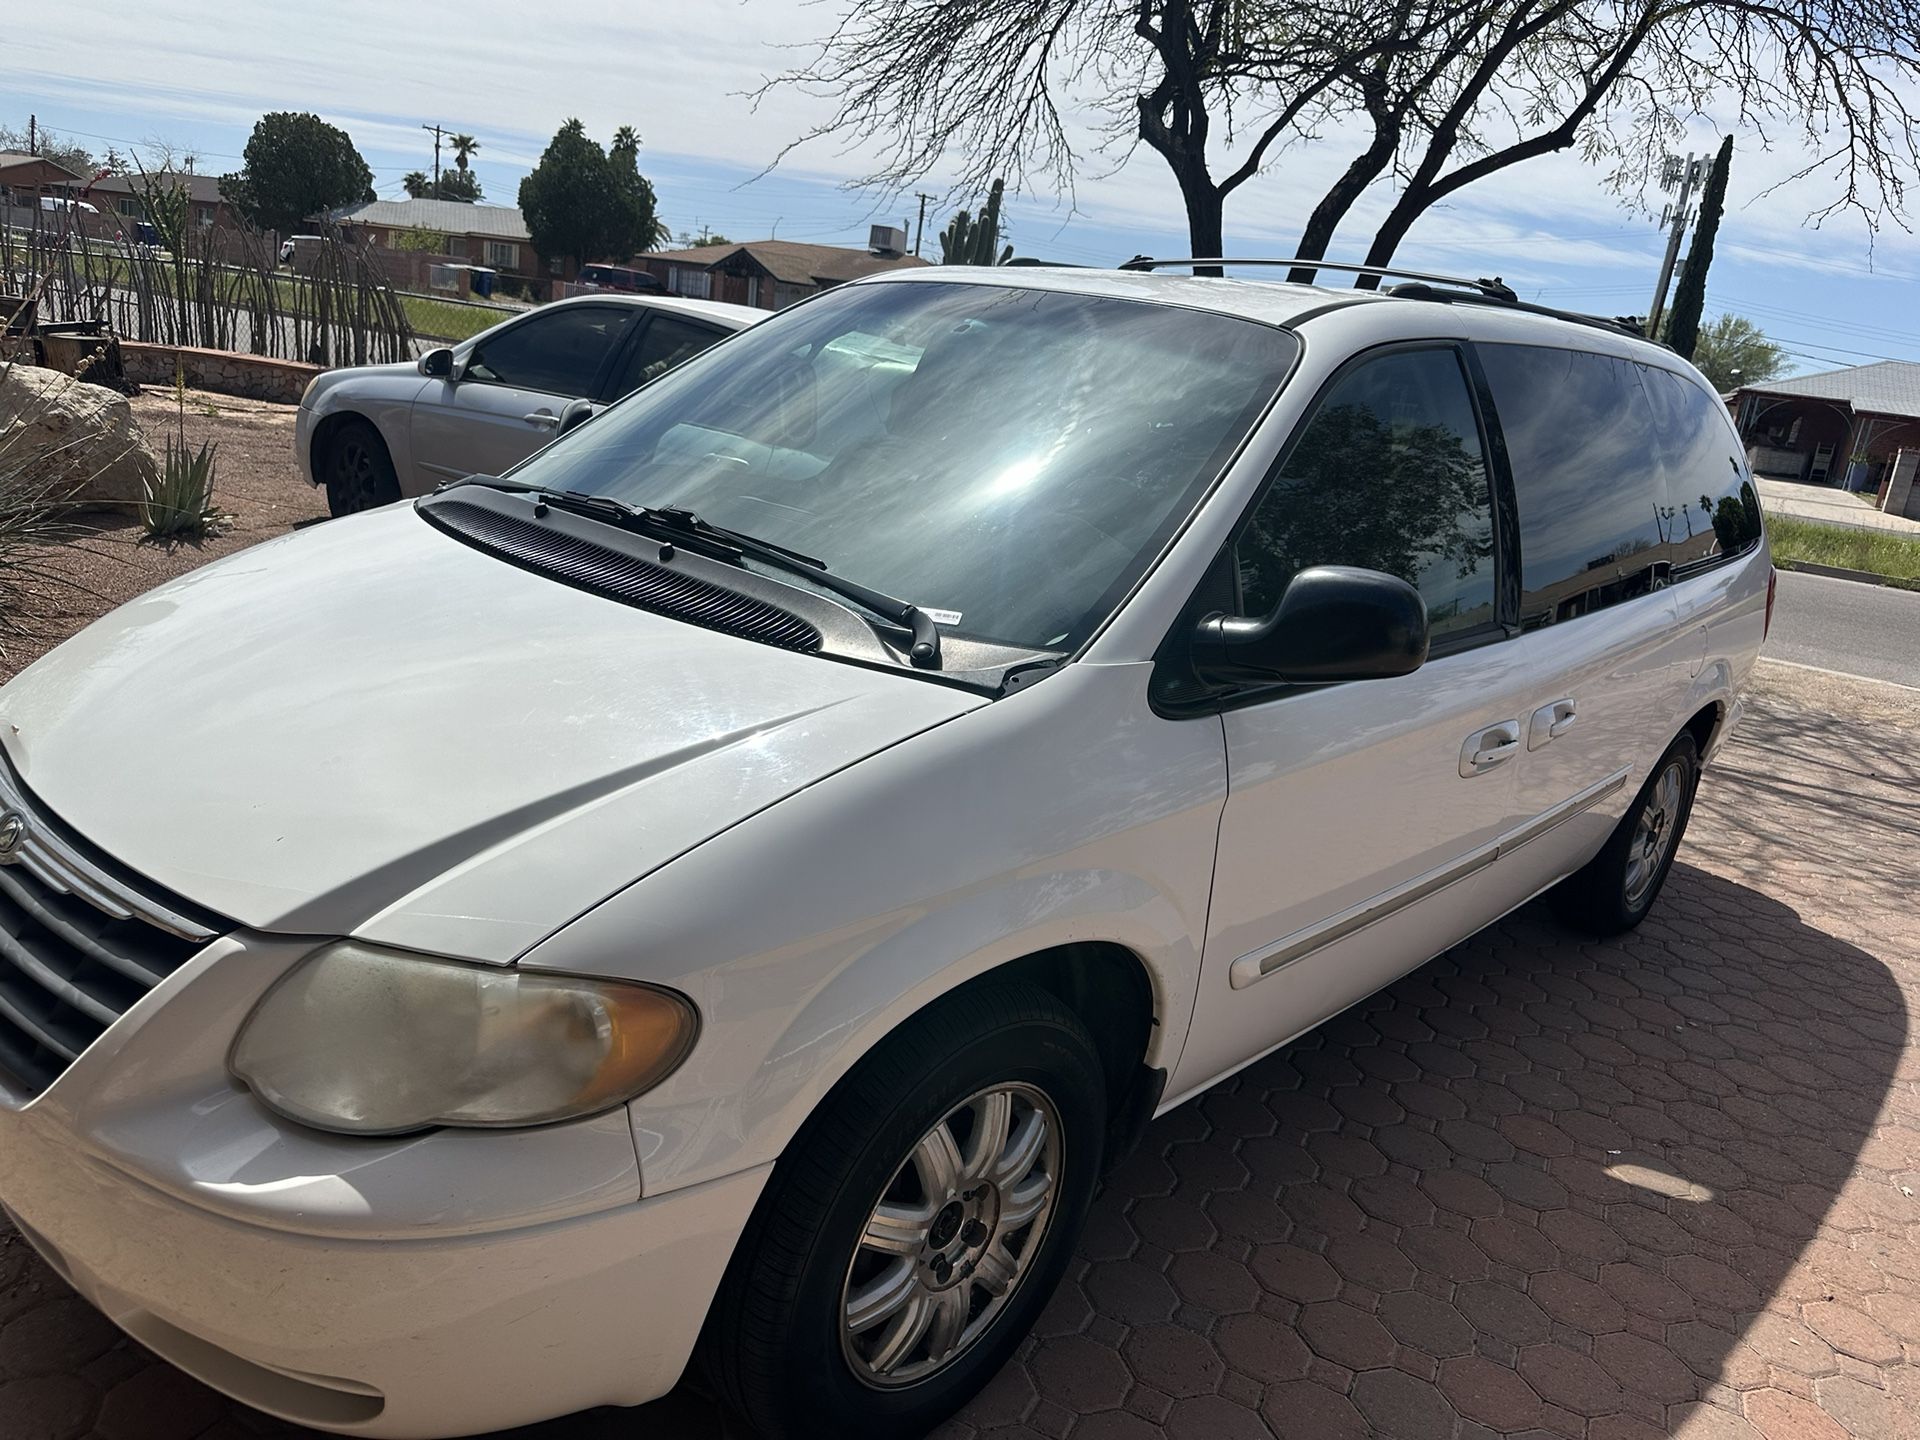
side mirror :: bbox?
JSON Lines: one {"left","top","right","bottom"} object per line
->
{"left": 417, "top": 347, "right": 456, "bottom": 379}
{"left": 557, "top": 398, "right": 597, "bottom": 435}
{"left": 1192, "top": 566, "right": 1429, "bottom": 686}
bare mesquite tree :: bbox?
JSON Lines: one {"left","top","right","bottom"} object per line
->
{"left": 765, "top": 1, "right": 1920, "bottom": 272}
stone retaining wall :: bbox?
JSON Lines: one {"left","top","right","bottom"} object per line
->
{"left": 118, "top": 342, "right": 322, "bottom": 405}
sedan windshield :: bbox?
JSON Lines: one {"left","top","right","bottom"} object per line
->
{"left": 505, "top": 280, "right": 1297, "bottom": 652}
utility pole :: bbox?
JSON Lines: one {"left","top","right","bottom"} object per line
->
{"left": 1646, "top": 152, "right": 1705, "bottom": 338}
{"left": 422, "top": 122, "right": 447, "bottom": 188}
{"left": 26, "top": 115, "right": 35, "bottom": 156}
{"left": 913, "top": 192, "right": 936, "bottom": 256}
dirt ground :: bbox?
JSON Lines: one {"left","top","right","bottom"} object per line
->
{"left": 0, "top": 386, "right": 324, "bottom": 683}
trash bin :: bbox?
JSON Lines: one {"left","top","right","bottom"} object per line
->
{"left": 469, "top": 266, "right": 497, "bottom": 299}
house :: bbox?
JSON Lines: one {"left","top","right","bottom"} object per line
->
{"left": 75, "top": 170, "right": 237, "bottom": 234}
{"left": 324, "top": 198, "right": 545, "bottom": 290}
{"left": 0, "top": 151, "right": 82, "bottom": 204}
{"left": 642, "top": 236, "right": 931, "bottom": 310}
{"left": 1734, "top": 361, "right": 1920, "bottom": 495}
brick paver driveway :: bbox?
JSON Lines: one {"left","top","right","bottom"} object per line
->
{"left": 4, "top": 657, "right": 1917, "bottom": 1440}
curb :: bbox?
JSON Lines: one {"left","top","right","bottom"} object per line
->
{"left": 1777, "top": 560, "right": 1920, "bottom": 590}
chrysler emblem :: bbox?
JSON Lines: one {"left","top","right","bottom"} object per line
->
{"left": 0, "top": 811, "right": 24, "bottom": 856}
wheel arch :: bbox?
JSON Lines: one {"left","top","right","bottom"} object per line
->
{"left": 937, "top": 941, "right": 1163, "bottom": 1169}
{"left": 309, "top": 409, "right": 402, "bottom": 496}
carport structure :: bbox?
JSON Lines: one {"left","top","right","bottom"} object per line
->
{"left": 1734, "top": 360, "right": 1920, "bottom": 497}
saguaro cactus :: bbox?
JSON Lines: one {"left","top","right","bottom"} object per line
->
{"left": 939, "top": 179, "right": 1014, "bottom": 265}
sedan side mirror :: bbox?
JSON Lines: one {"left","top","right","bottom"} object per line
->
{"left": 557, "top": 398, "right": 597, "bottom": 435}
{"left": 417, "top": 347, "right": 456, "bottom": 379}
{"left": 1192, "top": 565, "right": 1429, "bottom": 686}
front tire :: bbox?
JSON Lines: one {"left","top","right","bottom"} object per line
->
{"left": 322, "top": 418, "right": 401, "bottom": 517}
{"left": 701, "top": 982, "right": 1106, "bottom": 1439}
{"left": 1549, "top": 731, "right": 1700, "bottom": 935}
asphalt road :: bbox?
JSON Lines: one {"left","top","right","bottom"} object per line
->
{"left": 1767, "top": 570, "right": 1920, "bottom": 688}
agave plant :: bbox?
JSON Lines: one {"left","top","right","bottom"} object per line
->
{"left": 140, "top": 434, "right": 225, "bottom": 541}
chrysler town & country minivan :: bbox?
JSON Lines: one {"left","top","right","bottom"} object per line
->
{"left": 0, "top": 261, "right": 1768, "bottom": 1438}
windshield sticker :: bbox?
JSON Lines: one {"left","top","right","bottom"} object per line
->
{"left": 924, "top": 608, "right": 964, "bottom": 626}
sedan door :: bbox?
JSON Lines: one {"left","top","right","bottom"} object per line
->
{"left": 1172, "top": 344, "right": 1540, "bottom": 1094}
{"left": 408, "top": 304, "right": 636, "bottom": 488}
{"left": 607, "top": 311, "right": 733, "bottom": 401}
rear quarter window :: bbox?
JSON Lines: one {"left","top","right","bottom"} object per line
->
{"left": 1640, "top": 366, "right": 1762, "bottom": 575}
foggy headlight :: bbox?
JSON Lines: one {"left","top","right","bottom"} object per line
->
{"left": 229, "top": 942, "right": 698, "bottom": 1136}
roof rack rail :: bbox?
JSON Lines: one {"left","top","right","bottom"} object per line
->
{"left": 1117, "top": 255, "right": 1657, "bottom": 345}
{"left": 1118, "top": 255, "right": 1519, "bottom": 302}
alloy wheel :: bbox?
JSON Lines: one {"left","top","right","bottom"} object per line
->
{"left": 839, "top": 1082, "right": 1063, "bottom": 1389}
{"left": 331, "top": 436, "right": 379, "bottom": 511}
{"left": 1624, "top": 758, "right": 1687, "bottom": 907}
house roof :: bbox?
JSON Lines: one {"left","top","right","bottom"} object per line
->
{"left": 78, "top": 170, "right": 225, "bottom": 205}
{"left": 326, "top": 198, "right": 531, "bottom": 241}
{"left": 0, "top": 151, "right": 84, "bottom": 183}
{"left": 1743, "top": 360, "right": 1920, "bottom": 421}
{"left": 649, "top": 239, "right": 930, "bottom": 287}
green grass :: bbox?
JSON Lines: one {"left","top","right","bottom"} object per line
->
{"left": 1768, "top": 515, "right": 1920, "bottom": 589}
{"left": 398, "top": 293, "right": 505, "bottom": 343}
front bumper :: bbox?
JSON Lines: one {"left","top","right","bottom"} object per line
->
{"left": 294, "top": 402, "right": 317, "bottom": 487}
{"left": 0, "top": 935, "right": 770, "bottom": 1437}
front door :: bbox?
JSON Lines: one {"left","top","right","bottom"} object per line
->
{"left": 409, "top": 304, "right": 635, "bottom": 489}
{"left": 1172, "top": 344, "right": 1537, "bottom": 1094}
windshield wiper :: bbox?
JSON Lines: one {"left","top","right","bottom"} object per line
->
{"left": 637, "top": 506, "right": 943, "bottom": 669}
{"left": 444, "top": 477, "right": 942, "bottom": 668}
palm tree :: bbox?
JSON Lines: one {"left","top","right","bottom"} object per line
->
{"left": 450, "top": 134, "right": 480, "bottom": 172}
{"left": 402, "top": 170, "right": 431, "bottom": 198}
{"left": 612, "top": 125, "right": 640, "bottom": 154}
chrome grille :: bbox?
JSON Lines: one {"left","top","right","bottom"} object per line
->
{"left": 0, "top": 763, "right": 226, "bottom": 1097}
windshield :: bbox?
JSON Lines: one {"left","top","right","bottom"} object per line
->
{"left": 506, "top": 280, "right": 1297, "bottom": 651}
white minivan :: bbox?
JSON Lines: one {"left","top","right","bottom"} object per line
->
{"left": 0, "top": 261, "right": 1769, "bottom": 1439}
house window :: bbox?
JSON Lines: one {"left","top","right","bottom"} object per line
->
{"left": 117, "top": 197, "right": 141, "bottom": 219}
{"left": 485, "top": 240, "right": 518, "bottom": 269}
{"left": 196, "top": 205, "right": 214, "bottom": 227}
{"left": 668, "top": 266, "right": 712, "bottom": 299}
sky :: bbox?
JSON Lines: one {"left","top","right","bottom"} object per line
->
{"left": 10, "top": 0, "right": 1919, "bottom": 378}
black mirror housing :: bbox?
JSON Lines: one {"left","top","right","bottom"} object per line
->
{"left": 557, "top": 398, "right": 597, "bottom": 435}
{"left": 1192, "top": 565, "right": 1430, "bottom": 686}
{"left": 417, "top": 347, "right": 456, "bottom": 379}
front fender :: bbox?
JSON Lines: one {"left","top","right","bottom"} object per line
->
{"left": 300, "top": 369, "right": 426, "bottom": 491}
{"left": 521, "top": 661, "right": 1228, "bottom": 1196}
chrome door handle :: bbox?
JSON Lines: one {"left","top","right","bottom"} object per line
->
{"left": 1529, "top": 698, "right": 1577, "bottom": 750}
{"left": 522, "top": 410, "right": 560, "bottom": 428}
{"left": 1459, "top": 720, "right": 1522, "bottom": 777}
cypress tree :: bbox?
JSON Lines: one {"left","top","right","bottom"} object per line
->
{"left": 1667, "top": 136, "right": 1732, "bottom": 362}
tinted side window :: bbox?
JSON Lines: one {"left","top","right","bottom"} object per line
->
{"left": 466, "top": 306, "right": 633, "bottom": 394}
{"left": 1642, "top": 366, "right": 1761, "bottom": 574}
{"left": 1236, "top": 347, "right": 1497, "bottom": 642}
{"left": 613, "top": 315, "right": 727, "bottom": 398}
{"left": 1479, "top": 345, "right": 1667, "bottom": 628}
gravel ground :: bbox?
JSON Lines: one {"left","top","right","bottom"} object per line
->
{"left": 0, "top": 386, "right": 323, "bottom": 683}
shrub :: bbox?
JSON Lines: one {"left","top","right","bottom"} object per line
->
{"left": 141, "top": 435, "right": 225, "bottom": 542}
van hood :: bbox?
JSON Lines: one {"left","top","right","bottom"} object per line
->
{"left": 0, "top": 507, "right": 981, "bottom": 961}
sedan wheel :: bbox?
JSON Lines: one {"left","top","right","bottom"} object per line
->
{"left": 323, "top": 419, "right": 400, "bottom": 516}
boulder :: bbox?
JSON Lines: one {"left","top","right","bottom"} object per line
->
{"left": 0, "top": 363, "right": 158, "bottom": 513}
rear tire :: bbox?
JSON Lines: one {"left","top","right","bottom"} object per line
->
{"left": 322, "top": 418, "right": 400, "bottom": 516}
{"left": 1549, "top": 731, "right": 1700, "bottom": 935}
{"left": 700, "top": 982, "right": 1106, "bottom": 1440}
